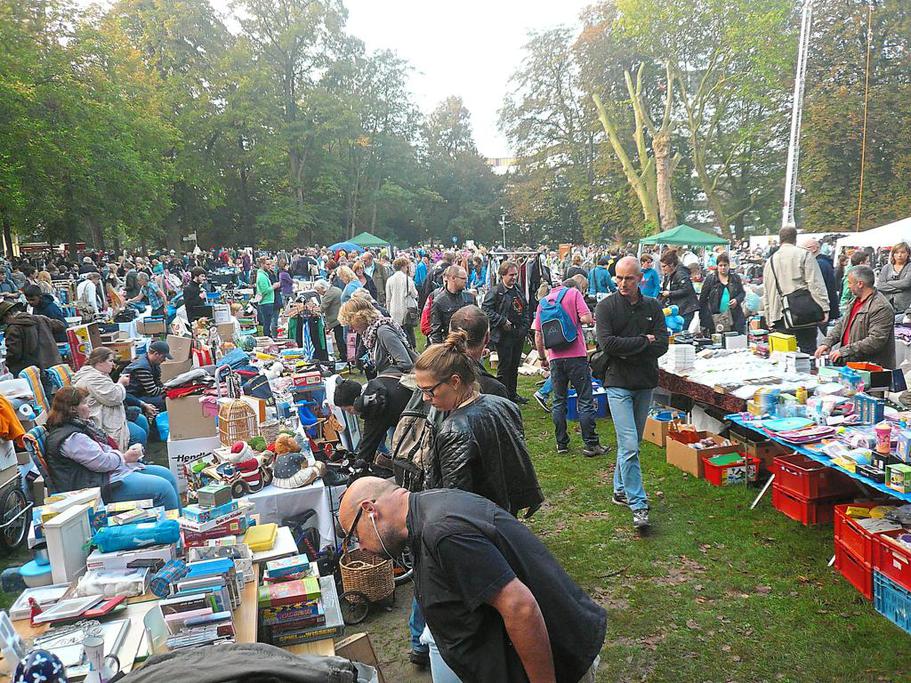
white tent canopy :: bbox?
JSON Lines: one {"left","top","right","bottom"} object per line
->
{"left": 836, "top": 217, "right": 911, "bottom": 252}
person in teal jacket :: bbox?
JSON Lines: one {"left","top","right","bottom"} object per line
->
{"left": 639, "top": 253, "right": 661, "bottom": 298}
{"left": 588, "top": 255, "right": 616, "bottom": 296}
{"left": 255, "top": 257, "right": 277, "bottom": 337}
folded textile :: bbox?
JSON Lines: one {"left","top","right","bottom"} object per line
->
{"left": 165, "top": 384, "right": 210, "bottom": 400}
{"left": 164, "top": 367, "right": 213, "bottom": 388}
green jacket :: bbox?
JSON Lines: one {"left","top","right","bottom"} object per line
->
{"left": 839, "top": 265, "right": 856, "bottom": 314}
{"left": 256, "top": 268, "right": 274, "bottom": 304}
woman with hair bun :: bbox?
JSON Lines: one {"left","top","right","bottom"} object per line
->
{"left": 413, "top": 330, "right": 543, "bottom": 517}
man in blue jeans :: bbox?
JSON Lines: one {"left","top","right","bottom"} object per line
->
{"left": 594, "top": 257, "right": 668, "bottom": 529}
{"left": 533, "top": 276, "right": 607, "bottom": 457}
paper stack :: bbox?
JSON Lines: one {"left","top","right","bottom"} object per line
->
{"left": 665, "top": 344, "right": 696, "bottom": 373}
{"left": 783, "top": 352, "right": 812, "bottom": 375}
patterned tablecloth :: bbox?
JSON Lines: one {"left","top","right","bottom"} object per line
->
{"left": 658, "top": 369, "right": 747, "bottom": 414}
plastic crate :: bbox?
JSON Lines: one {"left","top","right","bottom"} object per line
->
{"left": 703, "top": 454, "right": 759, "bottom": 487}
{"left": 834, "top": 540, "right": 873, "bottom": 599}
{"left": 773, "top": 453, "right": 856, "bottom": 500}
{"left": 567, "top": 389, "right": 608, "bottom": 420}
{"left": 875, "top": 530, "right": 911, "bottom": 592}
{"left": 771, "top": 484, "right": 846, "bottom": 525}
{"left": 834, "top": 503, "right": 882, "bottom": 566}
{"left": 874, "top": 571, "right": 911, "bottom": 636}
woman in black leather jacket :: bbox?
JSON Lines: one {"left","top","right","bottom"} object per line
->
{"left": 698, "top": 252, "right": 746, "bottom": 334}
{"left": 659, "top": 249, "right": 700, "bottom": 329}
{"left": 413, "top": 330, "right": 543, "bottom": 518}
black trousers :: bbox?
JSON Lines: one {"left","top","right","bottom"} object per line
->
{"left": 332, "top": 325, "right": 347, "bottom": 361}
{"left": 496, "top": 335, "right": 525, "bottom": 400}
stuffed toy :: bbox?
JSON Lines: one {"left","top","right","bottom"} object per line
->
{"left": 223, "top": 440, "right": 254, "bottom": 464}
{"left": 274, "top": 433, "right": 301, "bottom": 455}
{"left": 663, "top": 305, "right": 685, "bottom": 334}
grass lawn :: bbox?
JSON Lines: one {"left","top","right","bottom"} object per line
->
{"left": 514, "top": 372, "right": 906, "bottom": 682}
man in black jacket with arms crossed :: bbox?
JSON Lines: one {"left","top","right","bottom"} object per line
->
{"left": 595, "top": 256, "right": 668, "bottom": 530}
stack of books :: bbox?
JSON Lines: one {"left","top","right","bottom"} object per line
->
{"left": 160, "top": 589, "right": 235, "bottom": 650}
{"left": 664, "top": 344, "right": 696, "bottom": 373}
{"left": 258, "top": 555, "right": 343, "bottom": 646}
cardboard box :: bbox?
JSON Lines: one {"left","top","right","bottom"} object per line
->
{"left": 728, "top": 431, "right": 791, "bottom": 471}
{"left": 103, "top": 338, "right": 136, "bottom": 362}
{"left": 336, "top": 633, "right": 386, "bottom": 683}
{"left": 666, "top": 432, "right": 739, "bottom": 478}
{"left": 213, "top": 304, "right": 231, "bottom": 325}
{"left": 216, "top": 322, "right": 236, "bottom": 342}
{"left": 67, "top": 322, "right": 102, "bottom": 368}
{"left": 159, "top": 334, "right": 194, "bottom": 382}
{"left": 137, "top": 317, "right": 167, "bottom": 336}
{"left": 166, "top": 395, "right": 217, "bottom": 441}
{"left": 167, "top": 434, "right": 221, "bottom": 493}
{"left": 644, "top": 411, "right": 686, "bottom": 448}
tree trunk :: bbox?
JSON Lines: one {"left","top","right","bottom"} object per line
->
{"left": 1, "top": 209, "right": 13, "bottom": 258}
{"left": 653, "top": 130, "right": 676, "bottom": 230}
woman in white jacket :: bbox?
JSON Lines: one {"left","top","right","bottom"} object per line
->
{"left": 385, "top": 256, "right": 419, "bottom": 348}
{"left": 73, "top": 348, "right": 150, "bottom": 449}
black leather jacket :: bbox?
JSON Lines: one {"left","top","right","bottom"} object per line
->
{"left": 660, "top": 264, "right": 699, "bottom": 315}
{"left": 482, "top": 283, "right": 530, "bottom": 344}
{"left": 428, "top": 394, "right": 543, "bottom": 516}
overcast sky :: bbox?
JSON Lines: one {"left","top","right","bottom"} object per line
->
{"left": 79, "top": 0, "right": 592, "bottom": 158}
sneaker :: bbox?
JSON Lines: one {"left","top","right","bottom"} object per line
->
{"left": 512, "top": 395, "right": 529, "bottom": 405}
{"left": 533, "top": 392, "right": 551, "bottom": 412}
{"left": 611, "top": 491, "right": 629, "bottom": 507}
{"left": 632, "top": 508, "right": 650, "bottom": 529}
{"left": 409, "top": 649, "right": 430, "bottom": 668}
{"left": 556, "top": 444, "right": 569, "bottom": 454}
{"left": 583, "top": 444, "right": 609, "bottom": 458}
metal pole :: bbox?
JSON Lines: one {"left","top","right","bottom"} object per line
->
{"left": 500, "top": 209, "right": 507, "bottom": 249}
{"left": 781, "top": 0, "right": 814, "bottom": 229}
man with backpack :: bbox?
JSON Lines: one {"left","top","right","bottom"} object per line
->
{"left": 533, "top": 277, "right": 607, "bottom": 457}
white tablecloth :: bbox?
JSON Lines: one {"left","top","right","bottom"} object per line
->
{"left": 245, "top": 478, "right": 335, "bottom": 547}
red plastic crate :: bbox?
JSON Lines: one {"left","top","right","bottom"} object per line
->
{"left": 835, "top": 540, "right": 873, "bottom": 599}
{"left": 772, "top": 453, "right": 856, "bottom": 500}
{"left": 875, "top": 531, "right": 911, "bottom": 592}
{"left": 703, "top": 454, "right": 759, "bottom": 487}
{"left": 771, "top": 484, "right": 846, "bottom": 525}
{"left": 834, "top": 503, "right": 882, "bottom": 565}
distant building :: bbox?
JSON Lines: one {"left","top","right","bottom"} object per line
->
{"left": 486, "top": 157, "right": 519, "bottom": 175}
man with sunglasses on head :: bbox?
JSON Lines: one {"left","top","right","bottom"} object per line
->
{"left": 340, "top": 476, "right": 605, "bottom": 683}
{"left": 594, "top": 256, "right": 669, "bottom": 530}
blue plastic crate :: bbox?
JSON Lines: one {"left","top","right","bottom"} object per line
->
{"left": 874, "top": 570, "right": 911, "bottom": 636}
{"left": 567, "top": 388, "right": 608, "bottom": 420}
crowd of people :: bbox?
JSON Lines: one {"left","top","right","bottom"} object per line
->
{"left": 1, "top": 227, "right": 908, "bottom": 681}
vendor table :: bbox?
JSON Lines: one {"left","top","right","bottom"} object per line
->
{"left": 658, "top": 368, "right": 747, "bottom": 414}
{"left": 2, "top": 564, "right": 261, "bottom": 679}
{"left": 246, "top": 479, "right": 335, "bottom": 546}
{"left": 727, "top": 413, "right": 911, "bottom": 504}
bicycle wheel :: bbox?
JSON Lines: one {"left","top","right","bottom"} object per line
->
{"left": 339, "top": 590, "right": 370, "bottom": 625}
{"left": 393, "top": 546, "right": 414, "bottom": 586}
{"left": 0, "top": 487, "right": 29, "bottom": 550}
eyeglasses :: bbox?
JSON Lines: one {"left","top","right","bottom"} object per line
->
{"left": 342, "top": 498, "right": 375, "bottom": 546}
{"left": 417, "top": 379, "right": 446, "bottom": 398}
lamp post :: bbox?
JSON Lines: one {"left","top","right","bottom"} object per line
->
{"left": 500, "top": 208, "right": 507, "bottom": 248}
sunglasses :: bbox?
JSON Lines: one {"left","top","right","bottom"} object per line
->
{"left": 417, "top": 379, "right": 446, "bottom": 398}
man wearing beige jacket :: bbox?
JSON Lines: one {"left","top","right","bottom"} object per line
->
{"left": 762, "top": 226, "right": 829, "bottom": 354}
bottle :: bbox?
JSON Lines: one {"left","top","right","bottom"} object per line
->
{"left": 796, "top": 386, "right": 807, "bottom": 405}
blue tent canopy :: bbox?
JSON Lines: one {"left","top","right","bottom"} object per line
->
{"left": 328, "top": 241, "right": 364, "bottom": 253}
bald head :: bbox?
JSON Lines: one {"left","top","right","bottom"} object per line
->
{"left": 803, "top": 238, "right": 820, "bottom": 255}
{"left": 615, "top": 256, "right": 643, "bottom": 298}
{"left": 338, "top": 477, "right": 408, "bottom": 559}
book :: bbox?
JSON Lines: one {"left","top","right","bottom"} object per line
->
{"left": 267, "top": 611, "right": 326, "bottom": 635}
{"left": 264, "top": 553, "right": 310, "bottom": 580}
{"left": 257, "top": 576, "right": 321, "bottom": 608}
{"left": 260, "top": 598, "right": 324, "bottom": 626}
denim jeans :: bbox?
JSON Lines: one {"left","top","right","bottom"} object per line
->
{"left": 420, "top": 626, "right": 461, "bottom": 682}
{"left": 538, "top": 375, "right": 553, "bottom": 398}
{"left": 605, "top": 387, "right": 653, "bottom": 511}
{"left": 109, "top": 464, "right": 180, "bottom": 510}
{"left": 258, "top": 301, "right": 275, "bottom": 337}
{"left": 409, "top": 596, "right": 427, "bottom": 653}
{"left": 127, "top": 420, "right": 147, "bottom": 446}
{"left": 550, "top": 356, "right": 598, "bottom": 448}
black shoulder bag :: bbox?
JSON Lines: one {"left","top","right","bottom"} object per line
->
{"left": 768, "top": 251, "right": 824, "bottom": 329}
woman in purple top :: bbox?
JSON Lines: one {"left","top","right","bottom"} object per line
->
{"left": 44, "top": 387, "right": 180, "bottom": 509}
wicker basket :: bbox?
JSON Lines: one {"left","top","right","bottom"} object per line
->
{"left": 218, "top": 399, "right": 259, "bottom": 447}
{"left": 340, "top": 549, "right": 394, "bottom": 602}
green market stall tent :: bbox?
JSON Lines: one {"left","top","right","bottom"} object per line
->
{"left": 350, "top": 231, "right": 392, "bottom": 250}
{"left": 639, "top": 224, "right": 728, "bottom": 250}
